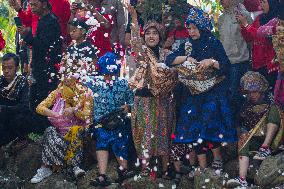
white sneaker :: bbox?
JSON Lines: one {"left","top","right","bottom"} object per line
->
{"left": 30, "top": 167, "right": 52, "bottom": 184}
{"left": 73, "top": 166, "right": 86, "bottom": 178}
{"left": 226, "top": 177, "right": 248, "bottom": 188}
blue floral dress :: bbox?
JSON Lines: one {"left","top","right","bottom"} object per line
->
{"left": 166, "top": 32, "right": 237, "bottom": 143}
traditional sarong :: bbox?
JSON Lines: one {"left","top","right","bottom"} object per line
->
{"left": 131, "top": 95, "right": 175, "bottom": 158}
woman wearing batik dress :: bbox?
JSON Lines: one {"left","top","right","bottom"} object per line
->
{"left": 30, "top": 71, "right": 93, "bottom": 184}
{"left": 165, "top": 7, "right": 237, "bottom": 171}
{"left": 126, "top": 5, "right": 177, "bottom": 178}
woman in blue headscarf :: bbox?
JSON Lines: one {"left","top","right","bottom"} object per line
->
{"left": 166, "top": 7, "right": 237, "bottom": 171}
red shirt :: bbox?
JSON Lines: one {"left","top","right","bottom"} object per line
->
{"left": 0, "top": 30, "right": 5, "bottom": 51}
{"left": 84, "top": 12, "right": 113, "bottom": 57}
{"left": 18, "top": 0, "right": 71, "bottom": 44}
{"left": 241, "top": 15, "right": 279, "bottom": 73}
{"left": 167, "top": 28, "right": 189, "bottom": 39}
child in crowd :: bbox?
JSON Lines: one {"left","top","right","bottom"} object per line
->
{"left": 67, "top": 19, "right": 98, "bottom": 77}
{"left": 163, "top": 14, "right": 189, "bottom": 51}
{"left": 87, "top": 52, "right": 135, "bottom": 187}
{"left": 227, "top": 71, "right": 283, "bottom": 187}
{"left": 30, "top": 61, "right": 93, "bottom": 184}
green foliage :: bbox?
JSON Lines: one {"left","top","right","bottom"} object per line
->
{"left": 0, "top": 0, "right": 17, "bottom": 57}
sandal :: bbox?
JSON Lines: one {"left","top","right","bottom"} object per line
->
{"left": 173, "top": 172, "right": 182, "bottom": 185}
{"left": 211, "top": 159, "right": 223, "bottom": 170}
{"left": 90, "top": 174, "right": 111, "bottom": 187}
{"left": 116, "top": 168, "right": 135, "bottom": 183}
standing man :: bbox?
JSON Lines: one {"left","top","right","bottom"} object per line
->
{"left": 9, "top": 0, "right": 71, "bottom": 47}
{"left": 218, "top": 0, "right": 252, "bottom": 114}
{"left": 17, "top": 0, "right": 62, "bottom": 112}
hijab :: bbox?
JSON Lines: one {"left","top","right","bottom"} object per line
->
{"left": 260, "top": 0, "right": 279, "bottom": 25}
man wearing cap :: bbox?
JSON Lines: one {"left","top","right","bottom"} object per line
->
{"left": 17, "top": 0, "right": 62, "bottom": 115}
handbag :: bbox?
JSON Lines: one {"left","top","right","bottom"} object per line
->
{"left": 99, "top": 108, "right": 128, "bottom": 130}
{"left": 48, "top": 95, "right": 83, "bottom": 135}
{"left": 175, "top": 61, "right": 225, "bottom": 95}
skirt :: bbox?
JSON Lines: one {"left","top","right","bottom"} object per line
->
{"left": 173, "top": 91, "right": 237, "bottom": 144}
{"left": 131, "top": 95, "right": 175, "bottom": 158}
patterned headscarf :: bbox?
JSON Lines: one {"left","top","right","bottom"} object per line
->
{"left": 143, "top": 20, "right": 164, "bottom": 38}
{"left": 185, "top": 7, "right": 213, "bottom": 31}
{"left": 97, "top": 52, "right": 120, "bottom": 75}
{"left": 240, "top": 71, "right": 269, "bottom": 93}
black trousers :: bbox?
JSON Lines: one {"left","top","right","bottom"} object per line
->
{"left": 0, "top": 110, "right": 32, "bottom": 146}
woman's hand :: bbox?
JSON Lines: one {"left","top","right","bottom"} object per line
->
{"left": 123, "top": 2, "right": 138, "bottom": 21}
{"left": 236, "top": 14, "right": 248, "bottom": 27}
{"left": 63, "top": 107, "right": 75, "bottom": 117}
{"left": 121, "top": 104, "right": 130, "bottom": 113}
{"left": 186, "top": 56, "right": 197, "bottom": 63}
{"left": 196, "top": 59, "right": 216, "bottom": 72}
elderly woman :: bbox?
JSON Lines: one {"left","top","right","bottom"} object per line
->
{"left": 127, "top": 5, "right": 177, "bottom": 178}
{"left": 165, "top": 7, "right": 237, "bottom": 171}
{"left": 30, "top": 63, "right": 93, "bottom": 184}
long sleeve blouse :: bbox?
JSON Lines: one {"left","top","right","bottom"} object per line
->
{"left": 36, "top": 84, "right": 93, "bottom": 125}
{"left": 241, "top": 15, "right": 279, "bottom": 72}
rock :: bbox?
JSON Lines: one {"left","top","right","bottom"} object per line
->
{"left": 254, "top": 152, "right": 284, "bottom": 188}
{"left": 194, "top": 168, "right": 227, "bottom": 189}
{"left": 24, "top": 173, "right": 77, "bottom": 189}
{"left": 0, "top": 173, "right": 24, "bottom": 189}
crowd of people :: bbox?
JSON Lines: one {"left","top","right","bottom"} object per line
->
{"left": 0, "top": 0, "right": 284, "bottom": 188}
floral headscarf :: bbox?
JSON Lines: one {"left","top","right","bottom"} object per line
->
{"left": 185, "top": 7, "right": 213, "bottom": 31}
{"left": 240, "top": 71, "right": 269, "bottom": 93}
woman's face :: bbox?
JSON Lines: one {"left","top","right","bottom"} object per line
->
{"left": 144, "top": 27, "right": 160, "bottom": 47}
{"left": 260, "top": 0, "right": 269, "bottom": 14}
{"left": 187, "top": 23, "right": 201, "bottom": 40}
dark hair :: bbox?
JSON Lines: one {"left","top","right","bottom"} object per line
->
{"left": 39, "top": 0, "right": 52, "bottom": 10}
{"left": 260, "top": 0, "right": 280, "bottom": 25}
{"left": 2, "top": 53, "right": 20, "bottom": 67}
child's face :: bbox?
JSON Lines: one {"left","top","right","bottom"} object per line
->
{"left": 248, "top": 91, "right": 263, "bottom": 103}
{"left": 69, "top": 25, "right": 85, "bottom": 41}
{"left": 174, "top": 18, "right": 182, "bottom": 27}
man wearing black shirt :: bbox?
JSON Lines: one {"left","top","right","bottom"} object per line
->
{"left": 18, "top": 0, "right": 62, "bottom": 111}
{"left": 0, "top": 53, "right": 31, "bottom": 146}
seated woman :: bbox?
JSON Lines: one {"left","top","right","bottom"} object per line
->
{"left": 227, "top": 71, "right": 283, "bottom": 187}
{"left": 0, "top": 53, "right": 31, "bottom": 146}
{"left": 165, "top": 7, "right": 237, "bottom": 173}
{"left": 30, "top": 62, "right": 93, "bottom": 184}
{"left": 87, "top": 52, "right": 135, "bottom": 187}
